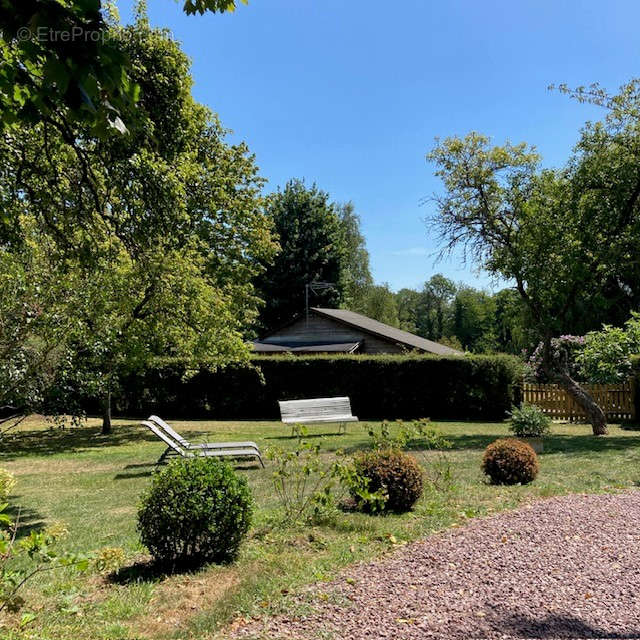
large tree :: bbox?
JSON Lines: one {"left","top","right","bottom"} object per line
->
{"left": 0, "top": 0, "right": 246, "bottom": 136}
{"left": 256, "top": 180, "right": 344, "bottom": 332}
{"left": 427, "top": 80, "right": 640, "bottom": 434}
{"left": 0, "top": 16, "right": 275, "bottom": 433}
{"left": 337, "top": 202, "right": 373, "bottom": 313}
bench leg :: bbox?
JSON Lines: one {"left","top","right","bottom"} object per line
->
{"left": 340, "top": 422, "right": 346, "bottom": 434}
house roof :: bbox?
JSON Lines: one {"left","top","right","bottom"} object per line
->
{"left": 310, "top": 307, "right": 463, "bottom": 356}
{"left": 253, "top": 341, "right": 361, "bottom": 354}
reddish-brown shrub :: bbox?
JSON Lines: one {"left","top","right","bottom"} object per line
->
{"left": 482, "top": 438, "right": 539, "bottom": 485}
{"left": 353, "top": 449, "right": 423, "bottom": 512}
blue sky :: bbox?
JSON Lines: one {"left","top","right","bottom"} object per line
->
{"left": 116, "top": 0, "right": 639, "bottom": 291}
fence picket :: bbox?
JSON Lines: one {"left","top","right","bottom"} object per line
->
{"left": 522, "top": 382, "right": 635, "bottom": 421}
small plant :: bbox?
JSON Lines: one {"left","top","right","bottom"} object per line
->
{"left": 508, "top": 403, "right": 551, "bottom": 438}
{"left": 351, "top": 449, "right": 423, "bottom": 513}
{"left": 137, "top": 458, "right": 252, "bottom": 568}
{"left": 482, "top": 438, "right": 539, "bottom": 485}
{"left": 0, "top": 506, "right": 88, "bottom": 617}
{"left": 266, "top": 443, "right": 352, "bottom": 523}
{"left": 367, "top": 418, "right": 450, "bottom": 451}
{"left": 0, "top": 469, "right": 16, "bottom": 502}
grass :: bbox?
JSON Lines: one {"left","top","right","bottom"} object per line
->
{"left": 1, "top": 417, "right": 640, "bottom": 639}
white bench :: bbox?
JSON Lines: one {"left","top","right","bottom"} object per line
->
{"left": 278, "top": 396, "right": 358, "bottom": 435}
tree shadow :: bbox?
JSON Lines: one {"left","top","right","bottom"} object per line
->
{"left": 6, "top": 501, "right": 47, "bottom": 539}
{"left": 0, "top": 423, "right": 156, "bottom": 459}
{"left": 496, "top": 611, "right": 640, "bottom": 638}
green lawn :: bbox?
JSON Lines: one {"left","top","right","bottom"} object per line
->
{"left": 1, "top": 417, "right": 640, "bottom": 639}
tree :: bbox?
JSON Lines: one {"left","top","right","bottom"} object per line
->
{"left": 361, "top": 284, "right": 399, "bottom": 327}
{"left": 396, "top": 288, "right": 421, "bottom": 333}
{"left": 427, "top": 80, "right": 640, "bottom": 434}
{"left": 419, "top": 274, "right": 457, "bottom": 341}
{"left": 452, "top": 287, "right": 496, "bottom": 353}
{"left": 0, "top": 0, "right": 246, "bottom": 136}
{"left": 337, "top": 202, "right": 373, "bottom": 313}
{"left": 256, "top": 180, "right": 344, "bottom": 332}
{"left": 494, "top": 288, "right": 530, "bottom": 354}
{"left": 0, "top": 16, "right": 276, "bottom": 434}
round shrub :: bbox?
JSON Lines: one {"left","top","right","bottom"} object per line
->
{"left": 137, "top": 458, "right": 252, "bottom": 568}
{"left": 352, "top": 449, "right": 423, "bottom": 513}
{"left": 482, "top": 438, "right": 539, "bottom": 485}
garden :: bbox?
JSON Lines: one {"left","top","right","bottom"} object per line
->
{"left": 2, "top": 414, "right": 640, "bottom": 639}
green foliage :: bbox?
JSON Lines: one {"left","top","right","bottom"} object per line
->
{"left": 481, "top": 438, "right": 539, "bottom": 485}
{"left": 137, "top": 458, "right": 253, "bottom": 568}
{"left": 0, "top": 18, "right": 276, "bottom": 430}
{"left": 337, "top": 202, "right": 373, "bottom": 313}
{"left": 256, "top": 179, "right": 345, "bottom": 332}
{"left": 351, "top": 449, "right": 424, "bottom": 513}
{"left": 0, "top": 505, "right": 88, "bottom": 617}
{"left": 0, "top": 469, "right": 16, "bottom": 502}
{"left": 577, "top": 313, "right": 640, "bottom": 383}
{"left": 358, "top": 283, "right": 399, "bottom": 327}
{"left": 183, "top": 0, "right": 248, "bottom": 15}
{"left": 453, "top": 287, "right": 497, "bottom": 353}
{"left": 105, "top": 353, "right": 523, "bottom": 421}
{"left": 428, "top": 80, "right": 640, "bottom": 431}
{"left": 0, "top": 0, "right": 243, "bottom": 135}
{"left": 266, "top": 443, "right": 350, "bottom": 523}
{"left": 508, "top": 403, "right": 551, "bottom": 438}
{"left": 367, "top": 418, "right": 451, "bottom": 451}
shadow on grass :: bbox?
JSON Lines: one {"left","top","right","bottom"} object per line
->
{"left": 110, "top": 556, "right": 233, "bottom": 585}
{"left": 498, "top": 612, "right": 640, "bottom": 639}
{"left": 7, "top": 501, "right": 47, "bottom": 539}
{"left": 0, "top": 423, "right": 156, "bottom": 459}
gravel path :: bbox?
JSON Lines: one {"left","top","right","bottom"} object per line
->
{"left": 230, "top": 492, "right": 640, "bottom": 639}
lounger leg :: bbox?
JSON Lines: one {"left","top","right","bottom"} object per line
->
{"left": 157, "top": 447, "right": 170, "bottom": 465}
{"left": 257, "top": 454, "right": 265, "bottom": 468}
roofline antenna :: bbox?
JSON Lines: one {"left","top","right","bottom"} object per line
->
{"left": 305, "top": 281, "right": 336, "bottom": 325}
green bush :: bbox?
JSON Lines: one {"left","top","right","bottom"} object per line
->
{"left": 352, "top": 449, "right": 423, "bottom": 513}
{"left": 0, "top": 469, "right": 15, "bottom": 502}
{"left": 137, "top": 459, "right": 252, "bottom": 568}
{"left": 106, "top": 353, "right": 523, "bottom": 421}
{"left": 482, "top": 438, "right": 539, "bottom": 485}
{"left": 508, "top": 403, "right": 551, "bottom": 437}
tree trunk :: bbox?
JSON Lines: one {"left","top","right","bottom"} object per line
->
{"left": 541, "top": 334, "right": 607, "bottom": 436}
{"left": 102, "top": 390, "right": 112, "bottom": 435}
{"left": 558, "top": 371, "right": 608, "bottom": 436}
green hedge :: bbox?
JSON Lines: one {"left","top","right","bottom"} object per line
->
{"left": 114, "top": 354, "right": 522, "bottom": 421}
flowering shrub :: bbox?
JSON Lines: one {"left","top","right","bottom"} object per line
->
{"left": 526, "top": 335, "right": 585, "bottom": 382}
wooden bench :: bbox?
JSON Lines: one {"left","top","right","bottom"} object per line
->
{"left": 278, "top": 397, "right": 358, "bottom": 435}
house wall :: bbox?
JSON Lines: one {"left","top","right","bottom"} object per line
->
{"left": 263, "top": 314, "right": 406, "bottom": 354}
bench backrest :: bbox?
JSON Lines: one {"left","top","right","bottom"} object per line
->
{"left": 278, "top": 396, "right": 353, "bottom": 421}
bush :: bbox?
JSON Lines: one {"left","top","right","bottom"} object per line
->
{"left": 482, "top": 438, "right": 539, "bottom": 485}
{"left": 508, "top": 403, "right": 551, "bottom": 437}
{"left": 137, "top": 459, "right": 252, "bottom": 568}
{"left": 0, "top": 469, "right": 15, "bottom": 502}
{"left": 101, "top": 354, "right": 523, "bottom": 421}
{"left": 352, "top": 449, "right": 423, "bottom": 513}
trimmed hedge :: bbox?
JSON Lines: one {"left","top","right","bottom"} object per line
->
{"left": 111, "top": 354, "right": 522, "bottom": 421}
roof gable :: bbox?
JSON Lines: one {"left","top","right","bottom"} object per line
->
{"left": 310, "top": 308, "right": 463, "bottom": 356}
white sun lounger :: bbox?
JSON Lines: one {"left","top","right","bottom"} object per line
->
{"left": 141, "top": 420, "right": 264, "bottom": 468}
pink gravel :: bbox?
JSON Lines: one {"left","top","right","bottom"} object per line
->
{"left": 230, "top": 492, "right": 640, "bottom": 639}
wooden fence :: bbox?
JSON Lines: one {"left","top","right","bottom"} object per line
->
{"left": 522, "top": 382, "right": 636, "bottom": 422}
